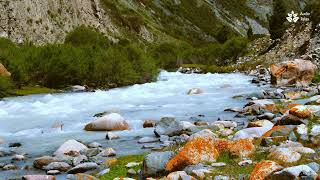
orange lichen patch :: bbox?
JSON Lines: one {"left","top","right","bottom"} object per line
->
{"left": 288, "top": 103, "right": 300, "bottom": 109}
{"left": 285, "top": 91, "right": 303, "bottom": 100}
{"left": 249, "top": 160, "right": 283, "bottom": 180}
{"left": 289, "top": 105, "right": 311, "bottom": 118}
{"left": 166, "top": 137, "right": 219, "bottom": 172}
{"left": 104, "top": 158, "right": 118, "bottom": 167}
{"left": 212, "top": 139, "right": 231, "bottom": 153}
{"left": 229, "top": 139, "right": 255, "bottom": 158}
{"left": 265, "top": 104, "right": 276, "bottom": 111}
{"left": 262, "top": 126, "right": 287, "bottom": 138}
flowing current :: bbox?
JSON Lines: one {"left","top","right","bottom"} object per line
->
{"left": 0, "top": 71, "right": 260, "bottom": 178}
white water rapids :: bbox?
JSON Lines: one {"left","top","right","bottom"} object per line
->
{"left": 0, "top": 71, "right": 260, "bottom": 178}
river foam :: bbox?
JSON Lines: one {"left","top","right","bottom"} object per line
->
{"left": 0, "top": 71, "right": 259, "bottom": 156}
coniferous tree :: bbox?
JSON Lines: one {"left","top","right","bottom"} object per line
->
{"left": 268, "top": 0, "right": 288, "bottom": 40}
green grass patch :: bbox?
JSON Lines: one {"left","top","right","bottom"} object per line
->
{"left": 100, "top": 154, "right": 145, "bottom": 180}
{"left": 9, "top": 86, "right": 58, "bottom": 96}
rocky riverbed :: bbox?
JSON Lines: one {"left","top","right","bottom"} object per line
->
{"left": 2, "top": 60, "right": 320, "bottom": 179}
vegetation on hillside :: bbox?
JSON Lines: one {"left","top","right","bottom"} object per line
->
{"left": 0, "top": 26, "right": 250, "bottom": 98}
{"left": 268, "top": 0, "right": 288, "bottom": 40}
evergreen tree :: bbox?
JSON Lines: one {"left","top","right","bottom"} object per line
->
{"left": 268, "top": 0, "right": 288, "bottom": 40}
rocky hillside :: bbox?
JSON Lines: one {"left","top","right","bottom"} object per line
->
{"left": 0, "top": 0, "right": 306, "bottom": 45}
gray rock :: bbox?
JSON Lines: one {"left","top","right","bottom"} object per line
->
{"left": 138, "top": 137, "right": 159, "bottom": 143}
{"left": 3, "top": 164, "right": 18, "bottom": 170}
{"left": 257, "top": 112, "right": 275, "bottom": 120}
{"left": 307, "top": 162, "right": 320, "bottom": 172}
{"left": 154, "top": 117, "right": 184, "bottom": 137}
{"left": 97, "top": 148, "right": 116, "bottom": 157}
{"left": 88, "top": 142, "right": 102, "bottom": 148}
{"left": 67, "top": 162, "right": 98, "bottom": 174}
{"left": 66, "top": 174, "right": 99, "bottom": 180}
{"left": 127, "top": 168, "right": 137, "bottom": 176}
{"left": 142, "top": 151, "right": 174, "bottom": 177}
{"left": 43, "top": 162, "right": 71, "bottom": 172}
{"left": 160, "top": 135, "right": 169, "bottom": 142}
{"left": 96, "top": 168, "right": 110, "bottom": 177}
{"left": 73, "top": 155, "right": 88, "bottom": 166}
{"left": 12, "top": 154, "right": 26, "bottom": 161}
{"left": 184, "top": 164, "right": 212, "bottom": 174}
{"left": 214, "top": 175, "right": 229, "bottom": 180}
{"left": 85, "top": 148, "right": 102, "bottom": 157}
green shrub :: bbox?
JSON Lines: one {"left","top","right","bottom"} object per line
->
{"left": 306, "top": 0, "right": 320, "bottom": 28}
{"left": 65, "top": 26, "right": 110, "bottom": 48}
{"left": 220, "top": 37, "right": 248, "bottom": 65}
{"left": 0, "top": 76, "right": 13, "bottom": 98}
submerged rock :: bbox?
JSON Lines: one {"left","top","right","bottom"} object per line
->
{"left": 106, "top": 132, "right": 120, "bottom": 140}
{"left": 187, "top": 88, "right": 203, "bottom": 95}
{"left": 85, "top": 113, "right": 129, "bottom": 131}
{"left": 143, "top": 120, "right": 156, "bottom": 128}
{"left": 53, "top": 139, "right": 88, "bottom": 156}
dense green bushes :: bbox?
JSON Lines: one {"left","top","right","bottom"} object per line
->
{"left": 0, "top": 26, "right": 249, "bottom": 96}
{"left": 0, "top": 26, "right": 158, "bottom": 89}
{"left": 306, "top": 0, "right": 320, "bottom": 29}
{"left": 0, "top": 76, "right": 12, "bottom": 98}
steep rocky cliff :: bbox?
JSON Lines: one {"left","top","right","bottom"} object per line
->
{"left": 0, "top": 0, "right": 272, "bottom": 44}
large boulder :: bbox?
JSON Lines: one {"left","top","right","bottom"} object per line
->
{"left": 142, "top": 151, "right": 174, "bottom": 177}
{"left": 229, "top": 139, "right": 255, "bottom": 158}
{"left": 154, "top": 117, "right": 185, "bottom": 137}
{"left": 166, "top": 137, "right": 219, "bottom": 172}
{"left": 270, "top": 59, "right": 317, "bottom": 86}
{"left": 0, "top": 63, "right": 11, "bottom": 77}
{"left": 53, "top": 139, "right": 88, "bottom": 156}
{"left": 249, "top": 160, "right": 283, "bottom": 180}
{"left": 84, "top": 113, "right": 129, "bottom": 131}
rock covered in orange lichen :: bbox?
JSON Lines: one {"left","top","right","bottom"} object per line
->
{"left": 166, "top": 137, "right": 219, "bottom": 172}
{"left": 212, "top": 139, "right": 231, "bottom": 153}
{"left": 249, "top": 160, "right": 283, "bottom": 180}
{"left": 289, "top": 105, "right": 311, "bottom": 118}
{"left": 229, "top": 139, "right": 255, "bottom": 158}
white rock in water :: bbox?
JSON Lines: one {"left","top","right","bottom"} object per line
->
{"left": 98, "top": 148, "right": 116, "bottom": 157}
{"left": 187, "top": 88, "right": 203, "bottom": 95}
{"left": 12, "top": 154, "right": 26, "bottom": 161}
{"left": 54, "top": 139, "right": 88, "bottom": 156}
{"left": 88, "top": 142, "right": 102, "bottom": 148}
{"left": 106, "top": 132, "right": 120, "bottom": 140}
{"left": 71, "top": 85, "right": 86, "bottom": 92}
{"left": 85, "top": 113, "right": 129, "bottom": 131}
{"left": 181, "top": 121, "right": 196, "bottom": 129}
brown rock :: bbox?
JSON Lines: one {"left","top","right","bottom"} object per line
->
{"left": 84, "top": 113, "right": 129, "bottom": 131}
{"left": 270, "top": 59, "right": 317, "bottom": 86}
{"left": 0, "top": 63, "right": 11, "bottom": 77}
{"left": 194, "top": 121, "right": 209, "bottom": 126}
{"left": 166, "top": 137, "right": 219, "bottom": 171}
{"left": 143, "top": 120, "right": 156, "bottom": 128}
{"left": 249, "top": 160, "right": 283, "bottom": 180}
{"left": 33, "top": 156, "right": 59, "bottom": 169}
